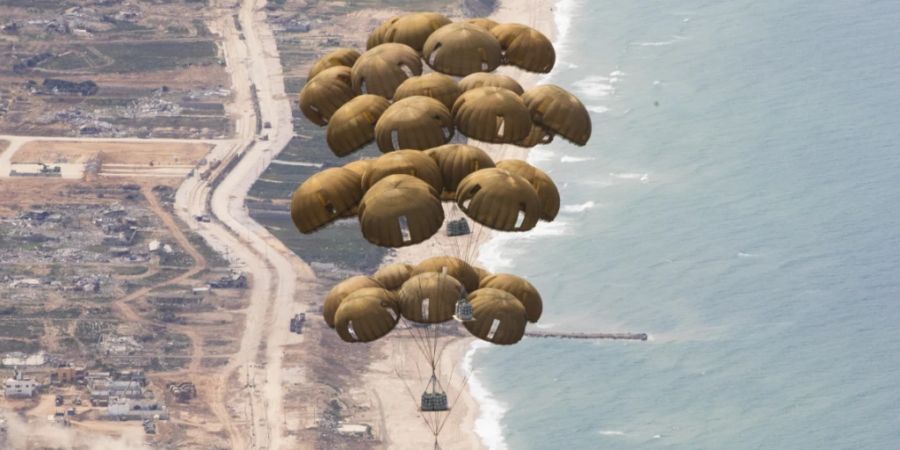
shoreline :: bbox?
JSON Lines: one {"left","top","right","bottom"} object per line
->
{"left": 365, "top": 0, "right": 562, "bottom": 448}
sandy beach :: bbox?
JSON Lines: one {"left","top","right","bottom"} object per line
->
{"left": 362, "top": 0, "right": 561, "bottom": 448}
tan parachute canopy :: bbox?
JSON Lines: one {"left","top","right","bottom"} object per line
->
{"left": 426, "top": 144, "right": 495, "bottom": 200}
{"left": 473, "top": 266, "right": 493, "bottom": 283}
{"left": 452, "top": 87, "right": 533, "bottom": 143}
{"left": 362, "top": 150, "right": 444, "bottom": 193}
{"left": 326, "top": 94, "right": 390, "bottom": 157}
{"left": 522, "top": 84, "right": 592, "bottom": 146}
{"left": 298, "top": 66, "right": 355, "bottom": 126}
{"left": 342, "top": 159, "right": 373, "bottom": 178}
{"left": 334, "top": 287, "right": 400, "bottom": 342}
{"left": 290, "top": 167, "right": 363, "bottom": 233}
{"left": 374, "top": 96, "right": 454, "bottom": 152}
{"left": 351, "top": 43, "right": 423, "bottom": 98}
{"left": 491, "top": 23, "right": 556, "bottom": 73}
{"left": 464, "top": 18, "right": 499, "bottom": 31}
{"left": 323, "top": 275, "right": 383, "bottom": 328}
{"left": 411, "top": 256, "right": 480, "bottom": 293}
{"left": 358, "top": 175, "right": 444, "bottom": 247}
{"left": 308, "top": 48, "right": 361, "bottom": 81}
{"left": 383, "top": 12, "right": 452, "bottom": 52}
{"left": 515, "top": 123, "right": 554, "bottom": 147}
{"left": 394, "top": 73, "right": 461, "bottom": 110}
{"left": 495, "top": 159, "right": 560, "bottom": 221}
{"left": 456, "top": 168, "right": 541, "bottom": 231}
{"left": 422, "top": 23, "right": 502, "bottom": 76}
{"left": 464, "top": 288, "right": 527, "bottom": 345}
{"left": 458, "top": 72, "right": 524, "bottom": 95}
{"left": 480, "top": 273, "right": 542, "bottom": 323}
{"left": 373, "top": 263, "right": 414, "bottom": 290}
{"left": 398, "top": 272, "right": 463, "bottom": 323}
{"left": 367, "top": 16, "right": 400, "bottom": 49}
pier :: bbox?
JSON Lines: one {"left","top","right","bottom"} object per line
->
{"left": 525, "top": 331, "right": 648, "bottom": 341}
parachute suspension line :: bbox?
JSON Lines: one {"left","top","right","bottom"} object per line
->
{"left": 437, "top": 371, "right": 473, "bottom": 436}
{"left": 393, "top": 360, "right": 439, "bottom": 437}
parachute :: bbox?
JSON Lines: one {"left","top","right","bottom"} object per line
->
{"left": 394, "top": 73, "right": 461, "bottom": 110}
{"left": 298, "top": 66, "right": 355, "bottom": 126}
{"left": 458, "top": 72, "right": 524, "bottom": 95}
{"left": 298, "top": 16, "right": 590, "bottom": 157}
{"left": 351, "top": 43, "right": 423, "bottom": 98}
{"left": 326, "top": 94, "right": 390, "bottom": 156}
{"left": 426, "top": 144, "right": 495, "bottom": 200}
{"left": 452, "top": 87, "right": 533, "bottom": 143}
{"left": 358, "top": 174, "right": 444, "bottom": 247}
{"left": 383, "top": 12, "right": 452, "bottom": 52}
{"left": 456, "top": 167, "right": 542, "bottom": 231}
{"left": 422, "top": 22, "right": 502, "bottom": 76}
{"left": 375, "top": 96, "right": 454, "bottom": 152}
{"left": 290, "top": 11, "right": 595, "bottom": 447}
{"left": 522, "top": 84, "right": 592, "bottom": 146}
{"left": 361, "top": 150, "right": 444, "bottom": 192}
{"left": 307, "top": 48, "right": 361, "bottom": 81}
{"left": 491, "top": 23, "right": 556, "bottom": 73}
{"left": 495, "top": 159, "right": 561, "bottom": 221}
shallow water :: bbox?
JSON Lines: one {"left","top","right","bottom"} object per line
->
{"left": 472, "top": 0, "right": 900, "bottom": 448}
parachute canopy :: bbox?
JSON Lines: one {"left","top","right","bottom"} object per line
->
{"left": 383, "top": 12, "right": 452, "bottom": 52}
{"left": 452, "top": 87, "right": 532, "bottom": 143}
{"left": 352, "top": 43, "right": 423, "bottom": 98}
{"left": 458, "top": 72, "right": 524, "bottom": 95}
{"left": 299, "top": 66, "right": 355, "bottom": 126}
{"left": 479, "top": 273, "right": 542, "bottom": 323}
{"left": 464, "top": 288, "right": 527, "bottom": 345}
{"left": 326, "top": 94, "right": 390, "bottom": 157}
{"left": 426, "top": 144, "right": 495, "bottom": 200}
{"left": 308, "top": 48, "right": 361, "bottom": 81}
{"left": 456, "top": 168, "right": 541, "bottom": 232}
{"left": 290, "top": 167, "right": 363, "bottom": 233}
{"left": 423, "top": 22, "right": 502, "bottom": 76}
{"left": 411, "top": 256, "right": 480, "bottom": 293}
{"left": 523, "top": 84, "right": 592, "bottom": 146}
{"left": 375, "top": 96, "right": 454, "bottom": 152}
{"left": 334, "top": 287, "right": 400, "bottom": 342}
{"left": 491, "top": 23, "right": 556, "bottom": 73}
{"left": 362, "top": 150, "right": 444, "bottom": 193}
{"left": 495, "top": 159, "right": 560, "bottom": 221}
{"left": 324, "top": 275, "right": 383, "bottom": 328}
{"left": 373, "top": 263, "right": 414, "bottom": 290}
{"left": 399, "top": 272, "right": 463, "bottom": 323}
{"left": 394, "top": 73, "right": 461, "bottom": 110}
{"left": 359, "top": 174, "right": 444, "bottom": 247}
{"left": 464, "top": 18, "right": 499, "bottom": 31}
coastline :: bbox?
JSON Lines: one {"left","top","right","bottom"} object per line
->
{"left": 364, "top": 0, "right": 562, "bottom": 448}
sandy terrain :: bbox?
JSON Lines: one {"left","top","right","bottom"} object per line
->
{"left": 12, "top": 140, "right": 211, "bottom": 166}
{"left": 360, "top": 0, "right": 560, "bottom": 448}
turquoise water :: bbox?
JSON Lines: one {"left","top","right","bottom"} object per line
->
{"left": 472, "top": 0, "right": 900, "bottom": 448}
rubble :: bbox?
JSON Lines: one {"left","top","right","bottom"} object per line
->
{"left": 167, "top": 382, "right": 196, "bottom": 402}
{"left": 28, "top": 78, "right": 99, "bottom": 96}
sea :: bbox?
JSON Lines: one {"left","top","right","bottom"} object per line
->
{"left": 466, "top": 0, "right": 900, "bottom": 448}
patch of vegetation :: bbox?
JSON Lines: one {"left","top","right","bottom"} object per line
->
{"left": 0, "top": 320, "right": 44, "bottom": 340}
{"left": 93, "top": 40, "right": 218, "bottom": 73}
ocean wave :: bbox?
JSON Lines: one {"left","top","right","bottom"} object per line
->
{"left": 561, "top": 201, "right": 596, "bottom": 213}
{"left": 609, "top": 172, "right": 650, "bottom": 183}
{"left": 271, "top": 159, "right": 323, "bottom": 168}
{"left": 598, "top": 430, "right": 627, "bottom": 436}
{"left": 560, "top": 155, "right": 596, "bottom": 163}
{"left": 526, "top": 148, "right": 556, "bottom": 163}
{"left": 572, "top": 76, "right": 613, "bottom": 99}
{"left": 586, "top": 105, "right": 610, "bottom": 114}
{"left": 464, "top": 341, "right": 509, "bottom": 450}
